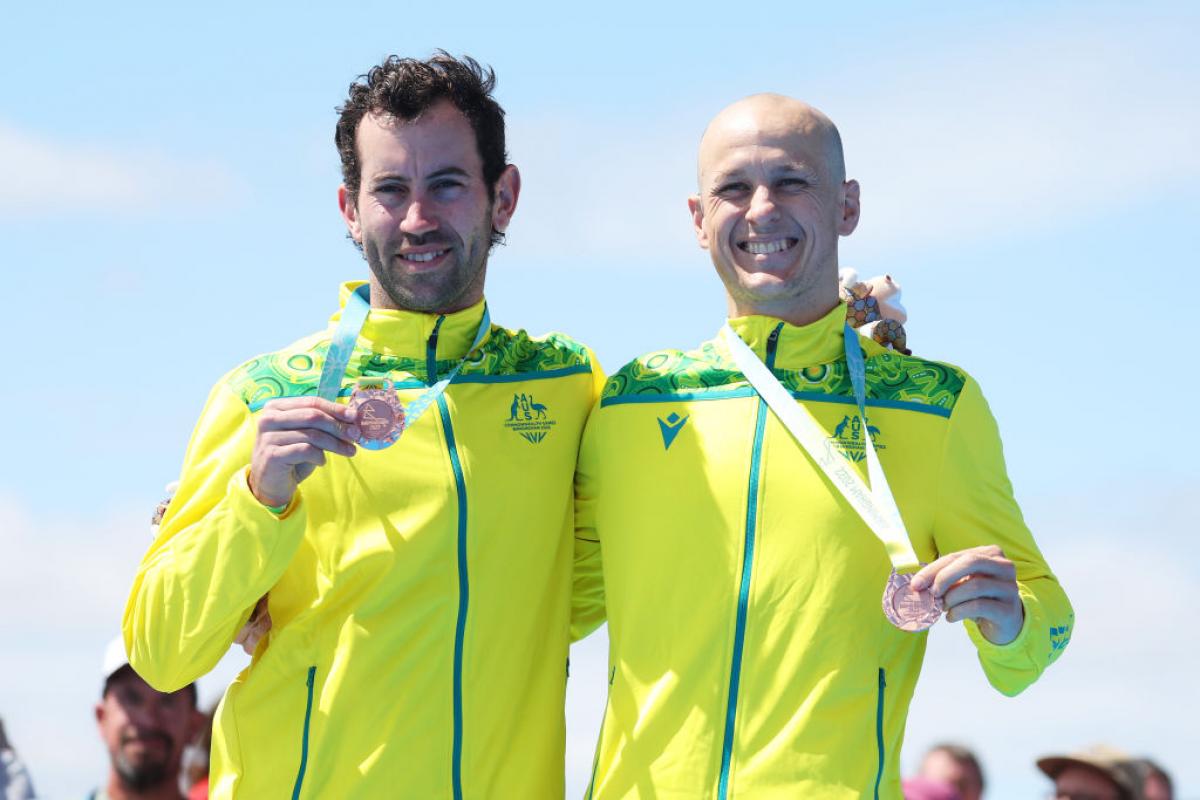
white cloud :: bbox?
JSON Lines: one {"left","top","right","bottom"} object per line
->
{"left": 0, "top": 123, "right": 243, "bottom": 216}
{"left": 506, "top": 18, "right": 1198, "bottom": 263}
{"left": 839, "top": 22, "right": 1200, "bottom": 258}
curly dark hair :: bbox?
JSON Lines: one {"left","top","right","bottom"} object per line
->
{"left": 336, "top": 52, "right": 508, "bottom": 213}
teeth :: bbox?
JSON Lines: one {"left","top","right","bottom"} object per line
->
{"left": 403, "top": 250, "right": 446, "bottom": 263}
{"left": 743, "top": 239, "right": 792, "bottom": 255}
{"left": 400, "top": 250, "right": 448, "bottom": 262}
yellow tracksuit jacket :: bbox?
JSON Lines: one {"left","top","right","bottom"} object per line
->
{"left": 572, "top": 306, "right": 1073, "bottom": 799}
{"left": 125, "top": 283, "right": 603, "bottom": 798}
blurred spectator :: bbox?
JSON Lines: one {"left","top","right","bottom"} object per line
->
{"left": 91, "top": 637, "right": 204, "bottom": 800}
{"left": 1037, "top": 745, "right": 1145, "bottom": 800}
{"left": 918, "top": 743, "right": 984, "bottom": 800}
{"left": 0, "top": 717, "right": 37, "bottom": 800}
{"left": 1131, "top": 759, "right": 1173, "bottom": 800}
{"left": 903, "top": 775, "right": 962, "bottom": 800}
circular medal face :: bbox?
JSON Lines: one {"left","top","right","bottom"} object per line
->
{"left": 882, "top": 570, "right": 943, "bottom": 632}
{"left": 347, "top": 381, "right": 406, "bottom": 450}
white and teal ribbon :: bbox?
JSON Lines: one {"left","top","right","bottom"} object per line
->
{"left": 721, "top": 321, "right": 920, "bottom": 572}
{"left": 318, "top": 283, "right": 491, "bottom": 434}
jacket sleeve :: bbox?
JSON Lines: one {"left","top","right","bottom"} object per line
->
{"left": 123, "top": 377, "right": 310, "bottom": 691}
{"left": 570, "top": 355, "right": 607, "bottom": 642}
{"left": 932, "top": 375, "right": 1074, "bottom": 696}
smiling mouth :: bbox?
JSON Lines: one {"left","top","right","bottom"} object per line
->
{"left": 737, "top": 238, "right": 798, "bottom": 255}
{"left": 399, "top": 249, "right": 449, "bottom": 263}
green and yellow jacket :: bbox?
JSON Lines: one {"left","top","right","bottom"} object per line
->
{"left": 125, "top": 283, "right": 602, "bottom": 799}
{"left": 573, "top": 305, "right": 1073, "bottom": 799}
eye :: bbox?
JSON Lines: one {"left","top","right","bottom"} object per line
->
{"left": 430, "top": 179, "right": 467, "bottom": 200}
{"left": 714, "top": 181, "right": 750, "bottom": 198}
{"left": 374, "top": 182, "right": 406, "bottom": 196}
{"left": 777, "top": 177, "right": 810, "bottom": 192}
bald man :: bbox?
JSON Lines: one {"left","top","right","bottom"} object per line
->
{"left": 571, "top": 95, "right": 1074, "bottom": 799}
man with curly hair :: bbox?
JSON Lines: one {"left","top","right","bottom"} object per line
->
{"left": 125, "top": 53, "right": 602, "bottom": 798}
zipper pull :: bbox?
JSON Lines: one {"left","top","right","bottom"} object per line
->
{"left": 426, "top": 316, "right": 446, "bottom": 382}
{"left": 766, "top": 324, "right": 783, "bottom": 368}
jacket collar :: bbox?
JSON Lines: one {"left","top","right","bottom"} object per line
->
{"left": 725, "top": 302, "right": 852, "bottom": 368}
{"left": 328, "top": 281, "right": 489, "bottom": 361}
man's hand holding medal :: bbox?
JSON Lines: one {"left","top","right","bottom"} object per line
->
{"left": 248, "top": 396, "right": 360, "bottom": 509}
{"left": 910, "top": 545, "right": 1025, "bottom": 645}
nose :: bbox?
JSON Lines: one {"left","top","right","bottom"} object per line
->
{"left": 746, "top": 185, "right": 779, "bottom": 226}
{"left": 400, "top": 195, "right": 437, "bottom": 237}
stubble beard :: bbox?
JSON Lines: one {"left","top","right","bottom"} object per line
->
{"left": 365, "top": 216, "right": 493, "bottom": 313}
{"left": 114, "top": 743, "right": 172, "bottom": 792}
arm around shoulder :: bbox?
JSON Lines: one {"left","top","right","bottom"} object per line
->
{"left": 570, "top": 386, "right": 607, "bottom": 642}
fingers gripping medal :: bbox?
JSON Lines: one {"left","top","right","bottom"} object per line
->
{"left": 346, "top": 378, "right": 406, "bottom": 450}
{"left": 882, "top": 570, "right": 943, "bottom": 632}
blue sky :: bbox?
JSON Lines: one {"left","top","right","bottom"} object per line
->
{"left": 2, "top": 2, "right": 1197, "bottom": 797}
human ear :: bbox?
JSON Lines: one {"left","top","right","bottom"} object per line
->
{"left": 490, "top": 165, "right": 521, "bottom": 233}
{"left": 838, "top": 179, "right": 861, "bottom": 236}
{"left": 688, "top": 195, "right": 709, "bottom": 249}
{"left": 338, "top": 184, "right": 362, "bottom": 244}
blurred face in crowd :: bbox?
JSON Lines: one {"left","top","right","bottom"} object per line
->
{"left": 1143, "top": 771, "right": 1172, "bottom": 800}
{"left": 920, "top": 748, "right": 983, "bottom": 800}
{"left": 95, "top": 667, "right": 203, "bottom": 792}
{"left": 1052, "top": 765, "right": 1123, "bottom": 800}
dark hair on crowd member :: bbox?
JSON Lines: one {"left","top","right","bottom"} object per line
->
{"left": 335, "top": 52, "right": 509, "bottom": 247}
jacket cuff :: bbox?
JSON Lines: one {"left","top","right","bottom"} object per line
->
{"left": 239, "top": 468, "right": 301, "bottom": 520}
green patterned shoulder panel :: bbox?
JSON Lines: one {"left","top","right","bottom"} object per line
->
{"left": 602, "top": 340, "right": 742, "bottom": 400}
{"left": 226, "top": 326, "right": 593, "bottom": 410}
{"left": 458, "top": 327, "right": 593, "bottom": 377}
{"left": 226, "top": 331, "right": 351, "bottom": 410}
{"left": 861, "top": 351, "right": 967, "bottom": 413}
{"left": 603, "top": 339, "right": 967, "bottom": 414}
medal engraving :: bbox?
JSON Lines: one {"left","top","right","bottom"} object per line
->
{"left": 347, "top": 380, "right": 405, "bottom": 450}
{"left": 882, "top": 570, "right": 942, "bottom": 632}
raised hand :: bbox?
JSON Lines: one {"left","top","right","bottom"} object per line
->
{"left": 249, "top": 397, "right": 358, "bottom": 508}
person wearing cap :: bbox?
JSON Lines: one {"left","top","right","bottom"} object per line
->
{"left": 1131, "top": 759, "right": 1173, "bottom": 800}
{"left": 1037, "top": 746, "right": 1145, "bottom": 800}
{"left": 93, "top": 637, "right": 203, "bottom": 800}
{"left": 123, "top": 53, "right": 602, "bottom": 798}
{"left": 571, "top": 94, "right": 1074, "bottom": 798}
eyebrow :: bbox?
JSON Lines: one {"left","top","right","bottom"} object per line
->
{"left": 711, "top": 162, "right": 818, "bottom": 186}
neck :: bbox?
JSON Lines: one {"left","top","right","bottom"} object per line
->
{"left": 726, "top": 291, "right": 840, "bottom": 328}
{"left": 367, "top": 270, "right": 487, "bottom": 314}
{"left": 105, "top": 774, "right": 182, "bottom": 800}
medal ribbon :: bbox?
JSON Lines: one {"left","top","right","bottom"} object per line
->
{"left": 318, "top": 283, "right": 491, "bottom": 429}
{"left": 720, "top": 321, "right": 920, "bottom": 572}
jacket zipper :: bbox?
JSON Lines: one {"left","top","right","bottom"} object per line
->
{"left": 428, "top": 317, "right": 471, "bottom": 800}
{"left": 874, "top": 668, "right": 887, "bottom": 799}
{"left": 716, "top": 323, "right": 782, "bottom": 800}
{"left": 291, "top": 666, "right": 316, "bottom": 800}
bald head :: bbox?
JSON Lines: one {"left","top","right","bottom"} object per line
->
{"left": 687, "top": 93, "right": 860, "bottom": 327}
{"left": 698, "top": 94, "right": 845, "bottom": 189}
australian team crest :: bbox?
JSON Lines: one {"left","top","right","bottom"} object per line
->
{"left": 504, "top": 393, "right": 557, "bottom": 444}
{"left": 828, "top": 414, "right": 884, "bottom": 463}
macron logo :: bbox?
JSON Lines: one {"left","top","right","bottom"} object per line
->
{"left": 657, "top": 412, "right": 689, "bottom": 450}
